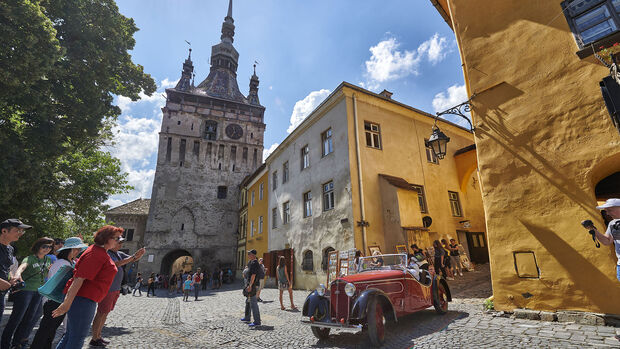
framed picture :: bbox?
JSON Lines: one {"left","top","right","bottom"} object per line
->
{"left": 395, "top": 244, "right": 408, "bottom": 255}
{"left": 368, "top": 245, "right": 382, "bottom": 256}
{"left": 326, "top": 250, "right": 339, "bottom": 286}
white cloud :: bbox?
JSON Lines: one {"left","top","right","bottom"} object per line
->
{"left": 110, "top": 115, "right": 160, "bottom": 168}
{"left": 160, "top": 78, "right": 179, "bottom": 89}
{"left": 287, "top": 89, "right": 331, "bottom": 133}
{"left": 263, "top": 143, "right": 279, "bottom": 160}
{"left": 432, "top": 84, "right": 470, "bottom": 127}
{"left": 417, "top": 33, "right": 449, "bottom": 65}
{"left": 363, "top": 34, "right": 451, "bottom": 90}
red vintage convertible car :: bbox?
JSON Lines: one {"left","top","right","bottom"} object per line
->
{"left": 301, "top": 254, "right": 451, "bottom": 346}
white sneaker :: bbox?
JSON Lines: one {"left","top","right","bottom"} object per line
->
{"left": 447, "top": 277, "right": 455, "bottom": 280}
{"left": 459, "top": 272, "right": 463, "bottom": 276}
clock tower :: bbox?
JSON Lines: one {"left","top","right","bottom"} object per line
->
{"left": 142, "top": 0, "right": 265, "bottom": 276}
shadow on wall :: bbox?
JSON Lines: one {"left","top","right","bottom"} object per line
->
{"left": 519, "top": 218, "right": 618, "bottom": 312}
{"left": 473, "top": 82, "right": 601, "bottom": 218}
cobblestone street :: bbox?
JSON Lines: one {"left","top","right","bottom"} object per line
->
{"left": 2, "top": 265, "right": 619, "bottom": 348}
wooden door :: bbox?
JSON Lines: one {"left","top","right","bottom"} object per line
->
{"left": 466, "top": 232, "right": 489, "bottom": 264}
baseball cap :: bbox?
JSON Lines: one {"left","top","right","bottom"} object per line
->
{"left": 248, "top": 249, "right": 257, "bottom": 255}
{"left": 596, "top": 198, "right": 620, "bottom": 210}
{"left": 0, "top": 219, "right": 32, "bottom": 230}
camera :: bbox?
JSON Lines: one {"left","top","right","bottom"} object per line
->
{"left": 581, "top": 220, "right": 594, "bottom": 229}
{"left": 9, "top": 281, "right": 25, "bottom": 294}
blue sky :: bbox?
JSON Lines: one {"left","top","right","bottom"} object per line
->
{"left": 106, "top": 0, "right": 468, "bottom": 207}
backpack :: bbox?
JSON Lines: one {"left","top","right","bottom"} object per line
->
{"left": 257, "top": 264, "right": 265, "bottom": 280}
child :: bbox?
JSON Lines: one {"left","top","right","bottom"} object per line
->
{"left": 133, "top": 273, "right": 143, "bottom": 296}
{"left": 183, "top": 275, "right": 192, "bottom": 301}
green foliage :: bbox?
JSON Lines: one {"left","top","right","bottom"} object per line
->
{"left": 483, "top": 297, "right": 494, "bottom": 311}
{"left": 0, "top": 0, "right": 156, "bottom": 254}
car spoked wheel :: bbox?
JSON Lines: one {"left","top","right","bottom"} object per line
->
{"left": 433, "top": 282, "right": 449, "bottom": 314}
{"left": 310, "top": 306, "right": 331, "bottom": 340}
{"left": 367, "top": 296, "right": 386, "bottom": 347}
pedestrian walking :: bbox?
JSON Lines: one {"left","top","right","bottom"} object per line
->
{"left": 0, "top": 219, "right": 31, "bottom": 319}
{"left": 169, "top": 273, "right": 177, "bottom": 294}
{"left": 1, "top": 237, "right": 54, "bottom": 349}
{"left": 256, "top": 258, "right": 266, "bottom": 302}
{"left": 241, "top": 250, "right": 261, "bottom": 327}
{"left": 133, "top": 273, "right": 143, "bottom": 296}
{"left": 276, "top": 256, "right": 297, "bottom": 311}
{"left": 448, "top": 239, "right": 464, "bottom": 276}
{"left": 192, "top": 268, "right": 202, "bottom": 300}
{"left": 90, "top": 242, "right": 145, "bottom": 347}
{"left": 201, "top": 269, "right": 208, "bottom": 290}
{"left": 432, "top": 240, "right": 449, "bottom": 279}
{"left": 212, "top": 268, "right": 219, "bottom": 289}
{"left": 219, "top": 268, "right": 223, "bottom": 287}
{"left": 183, "top": 275, "right": 192, "bottom": 301}
{"left": 441, "top": 239, "right": 455, "bottom": 280}
{"left": 51, "top": 225, "right": 123, "bottom": 349}
{"left": 31, "top": 237, "right": 87, "bottom": 349}
{"left": 147, "top": 273, "right": 156, "bottom": 297}
{"left": 177, "top": 271, "right": 183, "bottom": 293}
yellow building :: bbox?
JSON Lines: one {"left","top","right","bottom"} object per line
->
{"left": 431, "top": 0, "right": 620, "bottom": 314}
{"left": 242, "top": 164, "right": 269, "bottom": 263}
{"left": 266, "top": 82, "right": 487, "bottom": 289}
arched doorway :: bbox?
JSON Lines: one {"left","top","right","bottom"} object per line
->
{"left": 160, "top": 249, "right": 193, "bottom": 275}
{"left": 595, "top": 172, "right": 620, "bottom": 200}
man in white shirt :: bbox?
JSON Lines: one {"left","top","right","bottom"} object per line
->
{"left": 590, "top": 198, "right": 620, "bottom": 282}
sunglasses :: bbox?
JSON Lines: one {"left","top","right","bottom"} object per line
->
{"left": 113, "top": 236, "right": 124, "bottom": 242}
{"left": 41, "top": 245, "right": 53, "bottom": 249}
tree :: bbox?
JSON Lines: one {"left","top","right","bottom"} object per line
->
{"left": 0, "top": 0, "right": 156, "bottom": 254}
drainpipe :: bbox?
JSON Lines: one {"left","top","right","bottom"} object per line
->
{"left": 352, "top": 93, "right": 368, "bottom": 254}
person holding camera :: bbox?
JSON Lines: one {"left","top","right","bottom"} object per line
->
{"left": 585, "top": 198, "right": 620, "bottom": 282}
{"left": 0, "top": 219, "right": 31, "bottom": 318}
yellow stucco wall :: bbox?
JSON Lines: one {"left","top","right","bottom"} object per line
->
{"left": 342, "top": 87, "right": 487, "bottom": 256}
{"left": 440, "top": 0, "right": 620, "bottom": 313}
{"left": 245, "top": 171, "right": 269, "bottom": 259}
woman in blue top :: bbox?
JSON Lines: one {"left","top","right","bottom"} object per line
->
{"left": 183, "top": 275, "right": 192, "bottom": 302}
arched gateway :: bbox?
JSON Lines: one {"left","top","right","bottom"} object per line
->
{"left": 160, "top": 249, "right": 193, "bottom": 275}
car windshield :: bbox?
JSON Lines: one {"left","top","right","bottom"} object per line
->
{"left": 358, "top": 254, "right": 407, "bottom": 272}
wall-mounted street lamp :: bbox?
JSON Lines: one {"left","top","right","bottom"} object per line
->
{"left": 426, "top": 96, "right": 476, "bottom": 160}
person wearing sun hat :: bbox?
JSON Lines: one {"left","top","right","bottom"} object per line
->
{"left": 30, "top": 237, "right": 87, "bottom": 349}
{"left": 0, "top": 219, "right": 32, "bottom": 318}
{"left": 588, "top": 198, "right": 620, "bottom": 282}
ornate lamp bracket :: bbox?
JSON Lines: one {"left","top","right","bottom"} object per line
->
{"left": 434, "top": 95, "right": 476, "bottom": 131}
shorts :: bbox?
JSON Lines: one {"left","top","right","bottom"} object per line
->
{"left": 97, "top": 290, "right": 120, "bottom": 314}
{"left": 278, "top": 281, "right": 289, "bottom": 290}
{"left": 259, "top": 278, "right": 265, "bottom": 290}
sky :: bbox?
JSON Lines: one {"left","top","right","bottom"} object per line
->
{"left": 106, "top": 0, "right": 468, "bottom": 208}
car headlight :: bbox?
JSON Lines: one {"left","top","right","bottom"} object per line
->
{"left": 316, "top": 284, "right": 326, "bottom": 296}
{"left": 344, "top": 282, "right": 356, "bottom": 297}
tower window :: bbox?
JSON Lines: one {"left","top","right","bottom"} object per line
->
{"left": 242, "top": 147, "right": 248, "bottom": 162}
{"left": 179, "top": 139, "right": 186, "bottom": 164}
{"left": 177, "top": 121, "right": 181, "bottom": 125}
{"left": 205, "top": 121, "right": 218, "bottom": 140}
{"left": 166, "top": 137, "right": 172, "bottom": 162}
{"left": 181, "top": 223, "right": 185, "bottom": 231}
{"left": 217, "top": 186, "right": 227, "bottom": 199}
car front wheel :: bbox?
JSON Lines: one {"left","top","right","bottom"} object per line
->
{"left": 367, "top": 296, "right": 386, "bottom": 347}
{"left": 433, "top": 282, "right": 449, "bottom": 314}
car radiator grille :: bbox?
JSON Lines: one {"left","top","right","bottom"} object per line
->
{"left": 330, "top": 279, "right": 350, "bottom": 322}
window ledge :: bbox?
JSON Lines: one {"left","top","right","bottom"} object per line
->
{"left": 576, "top": 32, "right": 620, "bottom": 59}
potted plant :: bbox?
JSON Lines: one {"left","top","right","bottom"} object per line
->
{"left": 595, "top": 42, "right": 620, "bottom": 67}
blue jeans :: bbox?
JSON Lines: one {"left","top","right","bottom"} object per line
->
{"left": 244, "top": 295, "right": 261, "bottom": 324}
{"left": 617, "top": 265, "right": 620, "bottom": 282}
{"left": 1, "top": 290, "right": 43, "bottom": 349}
{"left": 0, "top": 291, "right": 5, "bottom": 319}
{"left": 194, "top": 286, "right": 199, "bottom": 299}
{"left": 55, "top": 296, "right": 97, "bottom": 349}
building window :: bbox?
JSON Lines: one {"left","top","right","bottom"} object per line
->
{"left": 425, "top": 139, "right": 439, "bottom": 164}
{"left": 179, "top": 139, "right": 186, "bottom": 166}
{"left": 123, "top": 229, "right": 135, "bottom": 242}
{"left": 193, "top": 141, "right": 200, "bottom": 159}
{"left": 250, "top": 219, "right": 255, "bottom": 237}
{"left": 283, "top": 161, "right": 289, "bottom": 183}
{"left": 302, "top": 250, "right": 314, "bottom": 271}
{"left": 251, "top": 190, "right": 255, "bottom": 206}
{"left": 303, "top": 191, "right": 313, "bottom": 218}
{"left": 412, "top": 185, "right": 428, "bottom": 213}
{"left": 283, "top": 201, "right": 290, "bottom": 224}
{"left": 321, "top": 128, "right": 333, "bottom": 156}
{"left": 217, "top": 186, "right": 227, "bottom": 199}
{"left": 272, "top": 171, "right": 278, "bottom": 190}
{"left": 323, "top": 181, "right": 335, "bottom": 211}
{"left": 253, "top": 149, "right": 258, "bottom": 167}
{"left": 206, "top": 142, "right": 212, "bottom": 160}
{"left": 364, "top": 121, "right": 381, "bottom": 149}
{"left": 449, "top": 191, "right": 463, "bottom": 217}
{"left": 272, "top": 207, "right": 277, "bottom": 228}
{"left": 301, "top": 145, "right": 310, "bottom": 170}
{"left": 242, "top": 147, "right": 248, "bottom": 162}
{"left": 205, "top": 121, "right": 217, "bottom": 140}
{"left": 259, "top": 216, "right": 263, "bottom": 234}
{"left": 166, "top": 137, "right": 172, "bottom": 162}
{"left": 562, "top": 0, "right": 620, "bottom": 48}
{"left": 218, "top": 144, "right": 225, "bottom": 160}
{"left": 259, "top": 182, "right": 264, "bottom": 200}
{"left": 231, "top": 146, "right": 237, "bottom": 164}
{"left": 321, "top": 247, "right": 335, "bottom": 271}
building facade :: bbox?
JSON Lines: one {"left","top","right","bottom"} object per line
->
{"left": 243, "top": 164, "right": 269, "bottom": 263}
{"left": 431, "top": 0, "right": 620, "bottom": 314}
{"left": 267, "top": 82, "right": 486, "bottom": 289}
{"left": 141, "top": 0, "right": 265, "bottom": 277}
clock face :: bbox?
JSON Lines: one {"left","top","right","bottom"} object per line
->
{"left": 225, "top": 123, "right": 243, "bottom": 139}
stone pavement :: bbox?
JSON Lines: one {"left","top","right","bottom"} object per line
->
{"left": 2, "top": 265, "right": 619, "bottom": 348}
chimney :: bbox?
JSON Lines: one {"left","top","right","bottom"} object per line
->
{"left": 379, "top": 89, "right": 393, "bottom": 99}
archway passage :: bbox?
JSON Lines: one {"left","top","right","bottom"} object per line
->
{"left": 160, "top": 249, "right": 193, "bottom": 275}
{"left": 595, "top": 172, "right": 620, "bottom": 200}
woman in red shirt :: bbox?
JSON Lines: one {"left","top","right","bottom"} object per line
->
{"left": 52, "top": 225, "right": 123, "bottom": 349}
